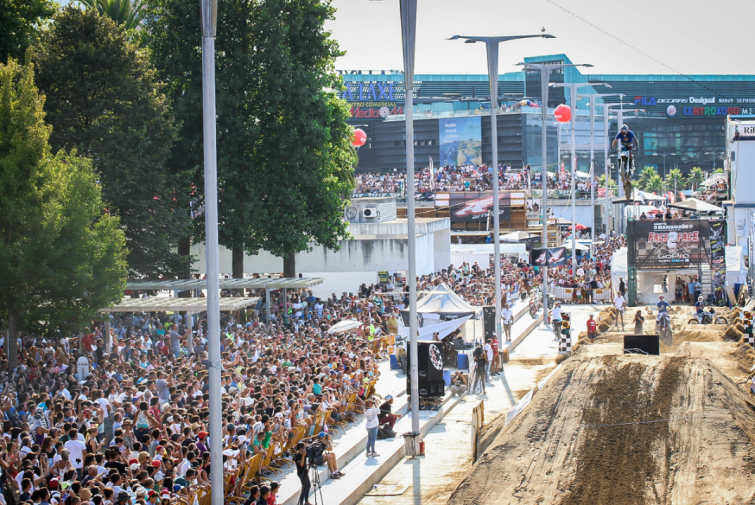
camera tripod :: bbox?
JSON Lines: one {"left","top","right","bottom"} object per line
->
{"left": 308, "top": 462, "right": 325, "bottom": 505}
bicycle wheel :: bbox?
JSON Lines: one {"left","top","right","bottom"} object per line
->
{"left": 715, "top": 317, "right": 728, "bottom": 325}
{"left": 687, "top": 318, "right": 700, "bottom": 325}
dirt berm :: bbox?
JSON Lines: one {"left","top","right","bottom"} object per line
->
{"left": 448, "top": 355, "right": 755, "bottom": 505}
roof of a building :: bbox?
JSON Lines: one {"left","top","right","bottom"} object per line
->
{"left": 126, "top": 277, "right": 324, "bottom": 291}
{"left": 99, "top": 296, "right": 258, "bottom": 313}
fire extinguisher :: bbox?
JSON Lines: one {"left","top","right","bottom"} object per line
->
{"left": 419, "top": 440, "right": 425, "bottom": 455}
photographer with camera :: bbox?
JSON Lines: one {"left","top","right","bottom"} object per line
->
{"left": 308, "top": 432, "right": 343, "bottom": 480}
{"left": 295, "top": 442, "right": 312, "bottom": 505}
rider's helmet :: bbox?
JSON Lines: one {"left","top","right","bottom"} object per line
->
{"left": 555, "top": 301, "right": 561, "bottom": 306}
{"left": 621, "top": 124, "right": 629, "bottom": 133}
{"left": 659, "top": 295, "right": 665, "bottom": 300}
{"left": 698, "top": 296, "right": 703, "bottom": 301}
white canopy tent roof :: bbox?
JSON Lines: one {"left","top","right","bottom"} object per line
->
{"left": 326, "top": 320, "right": 363, "bottom": 334}
{"left": 668, "top": 198, "right": 722, "bottom": 213}
{"left": 451, "top": 243, "right": 528, "bottom": 266}
{"left": 400, "top": 282, "right": 482, "bottom": 325}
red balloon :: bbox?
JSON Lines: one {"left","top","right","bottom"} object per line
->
{"left": 352, "top": 128, "right": 367, "bottom": 147}
{"left": 554, "top": 104, "right": 571, "bottom": 123}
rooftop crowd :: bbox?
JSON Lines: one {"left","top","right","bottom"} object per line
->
{"left": 0, "top": 230, "right": 626, "bottom": 505}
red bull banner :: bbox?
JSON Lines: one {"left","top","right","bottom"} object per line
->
{"left": 449, "top": 192, "right": 511, "bottom": 224}
{"left": 529, "top": 247, "right": 567, "bottom": 267}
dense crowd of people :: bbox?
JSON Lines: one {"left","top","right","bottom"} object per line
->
{"left": 354, "top": 167, "right": 600, "bottom": 199}
{"left": 0, "top": 227, "right": 627, "bottom": 505}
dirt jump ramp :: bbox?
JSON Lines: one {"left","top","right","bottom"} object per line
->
{"left": 448, "top": 355, "right": 755, "bottom": 505}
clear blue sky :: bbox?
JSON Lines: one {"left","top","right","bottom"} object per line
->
{"left": 325, "top": 0, "right": 755, "bottom": 76}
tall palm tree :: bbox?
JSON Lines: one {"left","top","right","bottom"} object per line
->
{"left": 78, "top": 0, "right": 143, "bottom": 31}
{"left": 686, "top": 167, "right": 705, "bottom": 192}
{"left": 645, "top": 174, "right": 664, "bottom": 194}
{"left": 638, "top": 166, "right": 657, "bottom": 189}
{"left": 665, "top": 168, "right": 684, "bottom": 191}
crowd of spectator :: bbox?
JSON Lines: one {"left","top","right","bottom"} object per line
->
{"left": 0, "top": 227, "right": 627, "bottom": 505}
{"left": 354, "top": 166, "right": 600, "bottom": 199}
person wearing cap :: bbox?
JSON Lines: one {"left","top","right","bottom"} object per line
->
{"left": 377, "top": 395, "right": 401, "bottom": 429}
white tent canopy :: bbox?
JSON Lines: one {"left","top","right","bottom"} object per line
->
{"left": 451, "top": 243, "right": 528, "bottom": 266}
{"left": 397, "top": 315, "right": 471, "bottom": 341}
{"left": 326, "top": 320, "right": 363, "bottom": 334}
{"left": 669, "top": 198, "right": 722, "bottom": 213}
{"left": 400, "top": 282, "right": 482, "bottom": 326}
{"left": 562, "top": 238, "right": 589, "bottom": 251}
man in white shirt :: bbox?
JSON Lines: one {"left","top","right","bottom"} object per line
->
{"left": 483, "top": 342, "right": 493, "bottom": 383}
{"left": 501, "top": 305, "right": 514, "bottom": 343}
{"left": 613, "top": 292, "right": 626, "bottom": 331}
{"left": 64, "top": 428, "right": 87, "bottom": 477}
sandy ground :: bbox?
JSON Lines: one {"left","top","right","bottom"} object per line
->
{"left": 448, "top": 304, "right": 755, "bottom": 505}
{"left": 448, "top": 355, "right": 755, "bottom": 505}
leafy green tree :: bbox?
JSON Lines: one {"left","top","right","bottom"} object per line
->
{"left": 245, "top": 0, "right": 356, "bottom": 277}
{"left": 638, "top": 166, "right": 658, "bottom": 189}
{"left": 665, "top": 167, "right": 685, "bottom": 192}
{"left": 33, "top": 6, "right": 191, "bottom": 278}
{"left": 599, "top": 174, "right": 617, "bottom": 189}
{"left": 0, "top": 0, "right": 55, "bottom": 64}
{"left": 686, "top": 167, "right": 705, "bottom": 191}
{"left": 144, "top": 0, "right": 355, "bottom": 279}
{"left": 78, "top": 0, "right": 144, "bottom": 31}
{"left": 0, "top": 60, "right": 127, "bottom": 369}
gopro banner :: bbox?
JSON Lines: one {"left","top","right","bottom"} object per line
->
{"left": 629, "top": 220, "right": 709, "bottom": 269}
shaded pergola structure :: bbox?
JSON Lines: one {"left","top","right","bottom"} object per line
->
{"left": 98, "top": 277, "right": 324, "bottom": 351}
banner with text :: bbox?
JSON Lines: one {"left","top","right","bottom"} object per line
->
{"left": 439, "top": 117, "right": 482, "bottom": 167}
{"left": 709, "top": 220, "right": 726, "bottom": 297}
{"left": 630, "top": 220, "right": 709, "bottom": 269}
{"left": 449, "top": 192, "right": 511, "bottom": 224}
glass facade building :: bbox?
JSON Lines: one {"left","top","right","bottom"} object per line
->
{"left": 343, "top": 54, "right": 755, "bottom": 177}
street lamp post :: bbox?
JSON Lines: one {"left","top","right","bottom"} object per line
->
{"left": 449, "top": 33, "right": 553, "bottom": 344}
{"left": 549, "top": 79, "right": 601, "bottom": 271}
{"left": 199, "top": 0, "right": 223, "bottom": 504}
{"left": 653, "top": 152, "right": 673, "bottom": 180}
{"left": 518, "top": 61, "right": 591, "bottom": 323}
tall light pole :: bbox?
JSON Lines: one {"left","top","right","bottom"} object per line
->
{"left": 653, "top": 152, "right": 673, "bottom": 180}
{"left": 449, "top": 33, "right": 554, "bottom": 344}
{"left": 517, "top": 61, "right": 590, "bottom": 322}
{"left": 200, "top": 0, "right": 223, "bottom": 503}
{"left": 372, "top": 0, "right": 421, "bottom": 444}
{"left": 549, "top": 78, "right": 600, "bottom": 271}
{"left": 578, "top": 91, "right": 616, "bottom": 255}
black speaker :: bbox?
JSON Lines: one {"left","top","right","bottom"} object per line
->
{"left": 405, "top": 342, "right": 445, "bottom": 397}
{"left": 483, "top": 306, "right": 495, "bottom": 340}
{"left": 406, "top": 378, "right": 445, "bottom": 398}
{"left": 624, "top": 335, "right": 660, "bottom": 356}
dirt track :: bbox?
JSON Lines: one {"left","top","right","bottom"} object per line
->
{"left": 448, "top": 355, "right": 755, "bottom": 505}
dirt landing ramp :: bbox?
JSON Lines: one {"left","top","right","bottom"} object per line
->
{"left": 448, "top": 355, "right": 755, "bottom": 505}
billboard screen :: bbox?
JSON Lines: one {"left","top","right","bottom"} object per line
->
{"left": 439, "top": 117, "right": 482, "bottom": 167}
{"left": 449, "top": 192, "right": 511, "bottom": 224}
{"left": 630, "top": 220, "right": 710, "bottom": 269}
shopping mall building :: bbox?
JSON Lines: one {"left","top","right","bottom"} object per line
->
{"left": 344, "top": 54, "right": 755, "bottom": 178}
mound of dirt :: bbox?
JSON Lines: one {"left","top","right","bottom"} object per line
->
{"left": 448, "top": 356, "right": 755, "bottom": 505}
